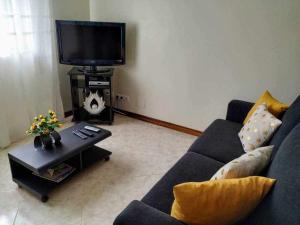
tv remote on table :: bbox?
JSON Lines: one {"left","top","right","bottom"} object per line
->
{"left": 79, "top": 129, "right": 94, "bottom": 137}
{"left": 72, "top": 130, "right": 88, "bottom": 139}
{"left": 84, "top": 125, "right": 101, "bottom": 133}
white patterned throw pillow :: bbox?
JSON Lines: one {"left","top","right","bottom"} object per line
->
{"left": 239, "top": 103, "right": 282, "bottom": 152}
{"left": 211, "top": 145, "right": 273, "bottom": 180}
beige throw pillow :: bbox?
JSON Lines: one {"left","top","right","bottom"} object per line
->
{"left": 239, "top": 103, "right": 282, "bottom": 152}
{"left": 211, "top": 146, "right": 273, "bottom": 180}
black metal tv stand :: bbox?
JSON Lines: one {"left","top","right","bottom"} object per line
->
{"left": 77, "top": 66, "right": 111, "bottom": 74}
{"left": 68, "top": 67, "right": 114, "bottom": 125}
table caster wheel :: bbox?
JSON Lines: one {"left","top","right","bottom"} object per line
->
{"left": 41, "top": 195, "right": 48, "bottom": 202}
{"left": 104, "top": 156, "right": 110, "bottom": 161}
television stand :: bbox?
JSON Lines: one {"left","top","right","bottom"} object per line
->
{"left": 68, "top": 67, "right": 114, "bottom": 125}
{"left": 78, "top": 66, "right": 111, "bottom": 74}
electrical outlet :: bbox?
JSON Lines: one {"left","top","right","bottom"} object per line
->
{"left": 116, "top": 93, "right": 129, "bottom": 101}
{"left": 116, "top": 93, "right": 130, "bottom": 109}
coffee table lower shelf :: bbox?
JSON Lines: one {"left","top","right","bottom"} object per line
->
{"left": 9, "top": 146, "right": 111, "bottom": 202}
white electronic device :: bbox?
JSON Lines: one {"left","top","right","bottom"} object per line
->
{"left": 88, "top": 81, "right": 109, "bottom": 86}
{"left": 84, "top": 125, "right": 101, "bottom": 133}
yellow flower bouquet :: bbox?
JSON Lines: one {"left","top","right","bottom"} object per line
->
{"left": 27, "top": 110, "right": 62, "bottom": 149}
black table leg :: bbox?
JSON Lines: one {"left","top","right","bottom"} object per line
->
{"left": 41, "top": 195, "right": 49, "bottom": 202}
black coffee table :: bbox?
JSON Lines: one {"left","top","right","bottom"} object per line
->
{"left": 8, "top": 122, "right": 112, "bottom": 202}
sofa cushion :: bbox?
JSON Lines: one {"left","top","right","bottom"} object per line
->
{"left": 188, "top": 119, "right": 244, "bottom": 163}
{"left": 171, "top": 177, "right": 275, "bottom": 225}
{"left": 270, "top": 96, "right": 300, "bottom": 157}
{"left": 239, "top": 103, "right": 282, "bottom": 152}
{"left": 243, "top": 90, "right": 288, "bottom": 124}
{"left": 113, "top": 200, "right": 185, "bottom": 225}
{"left": 242, "top": 123, "right": 300, "bottom": 225}
{"left": 141, "top": 152, "right": 223, "bottom": 214}
{"left": 211, "top": 146, "right": 273, "bottom": 180}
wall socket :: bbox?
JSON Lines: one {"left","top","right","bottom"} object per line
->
{"left": 116, "top": 93, "right": 130, "bottom": 108}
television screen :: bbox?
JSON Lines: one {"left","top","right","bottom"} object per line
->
{"left": 56, "top": 20, "right": 125, "bottom": 66}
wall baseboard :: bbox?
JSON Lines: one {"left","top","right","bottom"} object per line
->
{"left": 64, "top": 109, "right": 202, "bottom": 136}
{"left": 114, "top": 108, "right": 202, "bottom": 136}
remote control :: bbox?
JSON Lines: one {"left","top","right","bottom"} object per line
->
{"left": 72, "top": 130, "right": 88, "bottom": 139}
{"left": 84, "top": 125, "right": 101, "bottom": 133}
{"left": 79, "top": 129, "right": 94, "bottom": 137}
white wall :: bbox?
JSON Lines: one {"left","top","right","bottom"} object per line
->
{"left": 89, "top": 0, "right": 300, "bottom": 131}
{"left": 52, "top": 0, "right": 90, "bottom": 112}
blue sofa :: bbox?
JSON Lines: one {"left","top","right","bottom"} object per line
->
{"left": 114, "top": 96, "right": 300, "bottom": 225}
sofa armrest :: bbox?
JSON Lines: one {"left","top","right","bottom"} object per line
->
{"left": 226, "top": 100, "right": 254, "bottom": 124}
{"left": 113, "top": 200, "right": 185, "bottom": 225}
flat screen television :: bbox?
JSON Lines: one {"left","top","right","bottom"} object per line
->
{"left": 56, "top": 20, "right": 126, "bottom": 66}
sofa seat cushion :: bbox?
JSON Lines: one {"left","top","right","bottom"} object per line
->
{"left": 188, "top": 119, "right": 244, "bottom": 163}
{"left": 270, "top": 95, "right": 300, "bottom": 157}
{"left": 114, "top": 200, "right": 185, "bottom": 225}
{"left": 141, "top": 152, "right": 224, "bottom": 214}
{"left": 242, "top": 123, "right": 300, "bottom": 225}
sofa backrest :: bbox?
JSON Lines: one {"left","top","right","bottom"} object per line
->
{"left": 242, "top": 123, "right": 300, "bottom": 225}
{"left": 270, "top": 95, "right": 300, "bottom": 158}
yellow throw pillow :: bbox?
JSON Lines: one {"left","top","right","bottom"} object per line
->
{"left": 243, "top": 90, "right": 288, "bottom": 124}
{"left": 171, "top": 176, "right": 276, "bottom": 225}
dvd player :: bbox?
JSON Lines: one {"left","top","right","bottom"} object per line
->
{"left": 88, "top": 81, "right": 110, "bottom": 86}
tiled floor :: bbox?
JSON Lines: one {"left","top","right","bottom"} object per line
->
{"left": 0, "top": 115, "right": 196, "bottom": 225}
